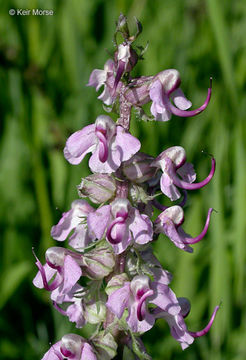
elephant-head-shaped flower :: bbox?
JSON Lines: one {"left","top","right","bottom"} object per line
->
{"left": 152, "top": 146, "right": 215, "bottom": 201}
{"left": 64, "top": 115, "right": 141, "bottom": 173}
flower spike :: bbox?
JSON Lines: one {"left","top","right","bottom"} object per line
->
{"left": 189, "top": 305, "right": 220, "bottom": 337}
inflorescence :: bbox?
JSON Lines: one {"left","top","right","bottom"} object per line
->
{"left": 33, "top": 14, "right": 219, "bottom": 360}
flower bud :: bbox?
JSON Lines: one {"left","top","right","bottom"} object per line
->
{"left": 123, "top": 152, "right": 157, "bottom": 183}
{"left": 77, "top": 174, "right": 116, "bottom": 204}
{"left": 84, "top": 301, "right": 106, "bottom": 324}
{"left": 60, "top": 334, "right": 83, "bottom": 358}
{"left": 115, "top": 44, "right": 138, "bottom": 73}
{"left": 105, "top": 273, "right": 129, "bottom": 295}
{"left": 82, "top": 243, "right": 115, "bottom": 279}
{"left": 129, "top": 184, "right": 150, "bottom": 205}
{"left": 116, "top": 14, "right": 130, "bottom": 38}
{"left": 93, "top": 332, "right": 118, "bottom": 360}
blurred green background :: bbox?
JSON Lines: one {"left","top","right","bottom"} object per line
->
{"left": 0, "top": 0, "right": 246, "bottom": 359}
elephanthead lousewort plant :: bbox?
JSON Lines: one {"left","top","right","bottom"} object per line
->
{"left": 33, "top": 14, "right": 219, "bottom": 360}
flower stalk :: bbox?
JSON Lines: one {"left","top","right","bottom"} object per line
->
{"left": 33, "top": 14, "right": 219, "bottom": 360}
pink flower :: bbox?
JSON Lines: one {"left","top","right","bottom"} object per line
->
{"left": 64, "top": 115, "right": 141, "bottom": 173}
{"left": 106, "top": 275, "right": 180, "bottom": 333}
{"left": 149, "top": 69, "right": 212, "bottom": 121}
{"left": 155, "top": 205, "right": 214, "bottom": 252}
{"left": 87, "top": 59, "right": 117, "bottom": 105}
{"left": 42, "top": 334, "right": 97, "bottom": 360}
{"left": 87, "top": 198, "right": 153, "bottom": 254}
{"left": 152, "top": 146, "right": 215, "bottom": 201}
{"left": 154, "top": 301, "right": 219, "bottom": 350}
{"left": 51, "top": 200, "right": 95, "bottom": 250}
{"left": 33, "top": 247, "right": 83, "bottom": 303}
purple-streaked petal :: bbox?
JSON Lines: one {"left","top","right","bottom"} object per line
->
{"left": 87, "top": 205, "right": 111, "bottom": 239}
{"left": 137, "top": 289, "right": 154, "bottom": 321}
{"left": 128, "top": 210, "right": 153, "bottom": 245}
{"left": 106, "top": 282, "right": 131, "bottom": 319}
{"left": 107, "top": 220, "right": 127, "bottom": 245}
{"left": 81, "top": 343, "right": 97, "bottom": 360}
{"left": 42, "top": 341, "right": 63, "bottom": 360}
{"left": 89, "top": 145, "right": 120, "bottom": 173}
{"left": 150, "top": 282, "right": 180, "bottom": 315}
{"left": 33, "top": 263, "right": 57, "bottom": 289}
{"left": 110, "top": 227, "right": 132, "bottom": 254}
{"left": 113, "top": 59, "right": 125, "bottom": 94}
{"left": 171, "top": 88, "right": 192, "bottom": 110}
{"left": 127, "top": 302, "right": 155, "bottom": 333}
{"left": 64, "top": 124, "right": 96, "bottom": 164}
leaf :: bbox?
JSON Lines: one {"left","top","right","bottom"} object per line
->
{"left": 0, "top": 261, "right": 31, "bottom": 309}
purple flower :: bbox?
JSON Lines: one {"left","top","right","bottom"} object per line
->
{"left": 87, "top": 59, "right": 118, "bottom": 105}
{"left": 154, "top": 302, "right": 219, "bottom": 350}
{"left": 51, "top": 200, "right": 95, "bottom": 250}
{"left": 64, "top": 115, "right": 141, "bottom": 173}
{"left": 149, "top": 69, "right": 212, "bottom": 121}
{"left": 106, "top": 275, "right": 180, "bottom": 333}
{"left": 87, "top": 198, "right": 153, "bottom": 254}
{"left": 155, "top": 205, "right": 214, "bottom": 252}
{"left": 42, "top": 334, "right": 97, "bottom": 360}
{"left": 33, "top": 247, "right": 83, "bottom": 303}
{"left": 152, "top": 146, "right": 215, "bottom": 200}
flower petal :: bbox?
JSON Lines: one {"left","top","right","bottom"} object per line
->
{"left": 113, "top": 127, "right": 141, "bottom": 162}
{"left": 64, "top": 124, "right": 96, "bottom": 164}
{"left": 66, "top": 301, "right": 86, "bottom": 328}
{"left": 81, "top": 343, "right": 97, "bottom": 360}
{"left": 87, "top": 205, "right": 111, "bottom": 239}
{"left": 33, "top": 263, "right": 56, "bottom": 289}
{"left": 106, "top": 282, "right": 131, "bottom": 319}
{"left": 160, "top": 173, "right": 181, "bottom": 201}
{"left": 87, "top": 69, "right": 107, "bottom": 91}
{"left": 150, "top": 282, "right": 180, "bottom": 315}
{"left": 163, "top": 219, "right": 193, "bottom": 253}
{"left": 171, "top": 88, "right": 192, "bottom": 110}
{"left": 177, "top": 162, "right": 196, "bottom": 183}
{"left": 127, "top": 302, "right": 154, "bottom": 333}
{"left": 41, "top": 341, "right": 62, "bottom": 360}
{"left": 128, "top": 210, "right": 153, "bottom": 245}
